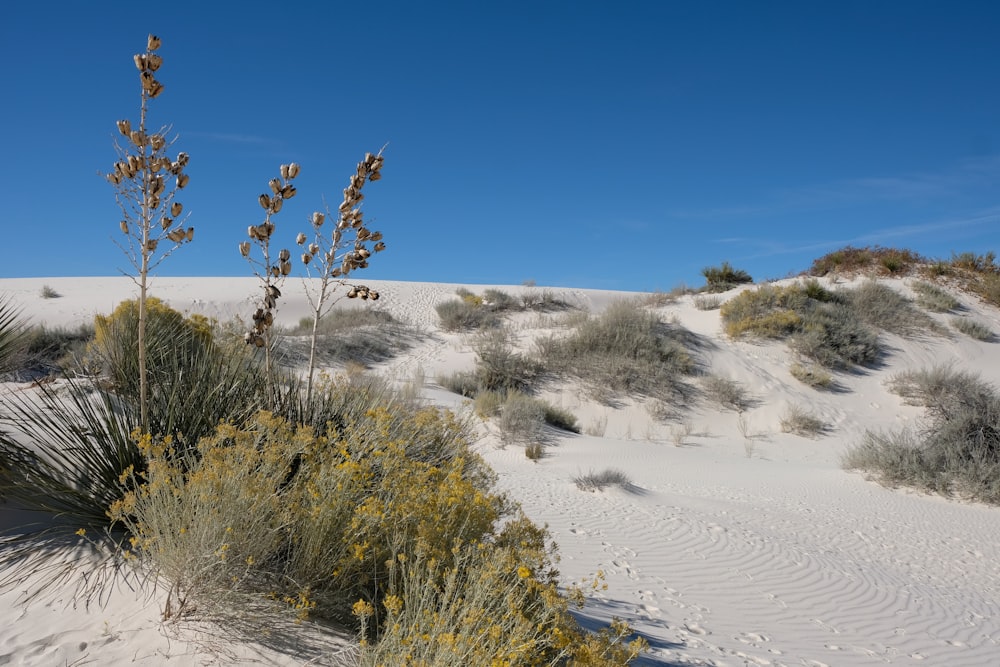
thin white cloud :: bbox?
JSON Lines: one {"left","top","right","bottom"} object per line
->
{"left": 669, "top": 155, "right": 1000, "bottom": 221}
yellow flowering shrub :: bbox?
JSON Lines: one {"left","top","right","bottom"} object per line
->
{"left": 110, "top": 384, "right": 646, "bottom": 662}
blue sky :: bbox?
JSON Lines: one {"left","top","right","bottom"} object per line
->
{"left": 3, "top": 1, "right": 998, "bottom": 291}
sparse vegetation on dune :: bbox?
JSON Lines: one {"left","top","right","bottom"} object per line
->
{"left": 844, "top": 366, "right": 1000, "bottom": 504}
{"left": 0, "top": 34, "right": 647, "bottom": 664}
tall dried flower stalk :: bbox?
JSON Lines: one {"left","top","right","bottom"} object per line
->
{"left": 297, "top": 149, "right": 386, "bottom": 402}
{"left": 241, "top": 164, "right": 298, "bottom": 380}
{"left": 105, "top": 34, "right": 194, "bottom": 431}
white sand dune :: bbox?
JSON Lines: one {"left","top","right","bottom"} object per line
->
{"left": 2, "top": 275, "right": 1000, "bottom": 666}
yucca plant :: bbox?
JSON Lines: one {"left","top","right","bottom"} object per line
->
{"left": 296, "top": 149, "right": 386, "bottom": 403}
{"left": 0, "top": 295, "right": 29, "bottom": 375}
{"left": 104, "top": 34, "right": 194, "bottom": 431}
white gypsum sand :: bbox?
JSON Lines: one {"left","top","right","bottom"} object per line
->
{"left": 1, "top": 274, "right": 999, "bottom": 666}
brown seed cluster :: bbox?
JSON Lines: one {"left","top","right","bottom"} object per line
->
{"left": 107, "top": 35, "right": 193, "bottom": 253}
{"left": 298, "top": 151, "right": 386, "bottom": 282}
{"left": 243, "top": 164, "right": 299, "bottom": 347}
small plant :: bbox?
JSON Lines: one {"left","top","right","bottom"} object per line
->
{"left": 541, "top": 402, "right": 579, "bottom": 433}
{"left": 498, "top": 390, "right": 546, "bottom": 446}
{"left": 472, "top": 327, "right": 540, "bottom": 393}
{"left": 104, "top": 34, "right": 194, "bottom": 430}
{"left": 435, "top": 297, "right": 500, "bottom": 331}
{"left": 809, "top": 246, "right": 923, "bottom": 277}
{"left": 670, "top": 420, "right": 693, "bottom": 446}
{"left": 438, "top": 369, "right": 480, "bottom": 398}
{"left": 0, "top": 296, "right": 29, "bottom": 376}
{"left": 789, "top": 362, "right": 833, "bottom": 389}
{"left": 911, "top": 280, "right": 960, "bottom": 312}
{"left": 585, "top": 414, "right": 608, "bottom": 437}
{"left": 702, "top": 374, "right": 751, "bottom": 412}
{"left": 573, "top": 468, "right": 633, "bottom": 492}
{"left": 39, "top": 285, "right": 60, "bottom": 299}
{"left": 693, "top": 294, "right": 722, "bottom": 310}
{"left": 473, "top": 389, "right": 506, "bottom": 419}
{"left": 951, "top": 317, "right": 993, "bottom": 341}
{"left": 950, "top": 251, "right": 997, "bottom": 273}
{"left": 780, "top": 404, "right": 828, "bottom": 437}
{"left": 525, "top": 441, "right": 544, "bottom": 460}
{"left": 701, "top": 261, "right": 753, "bottom": 293}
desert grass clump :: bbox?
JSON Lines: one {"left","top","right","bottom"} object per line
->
{"left": 283, "top": 308, "right": 415, "bottom": 368}
{"left": 841, "top": 280, "right": 937, "bottom": 338}
{"left": 541, "top": 402, "right": 579, "bottom": 433}
{"left": 951, "top": 316, "right": 994, "bottom": 341}
{"left": 435, "top": 297, "right": 501, "bottom": 331}
{"left": 912, "top": 280, "right": 960, "bottom": 312}
{"left": 844, "top": 365, "right": 1000, "bottom": 504}
{"left": 789, "top": 361, "right": 833, "bottom": 389}
{"left": 701, "top": 261, "right": 753, "bottom": 293}
{"left": 498, "top": 390, "right": 547, "bottom": 446}
{"left": 472, "top": 327, "right": 542, "bottom": 394}
{"left": 701, "top": 374, "right": 752, "bottom": 412}
{"left": 16, "top": 323, "right": 95, "bottom": 378}
{"left": 537, "top": 301, "right": 698, "bottom": 403}
{"left": 104, "top": 35, "right": 195, "bottom": 430}
{"left": 573, "top": 468, "right": 634, "bottom": 492}
{"left": 39, "top": 284, "right": 60, "bottom": 299}
{"left": 693, "top": 294, "right": 723, "bottom": 310}
{"left": 780, "top": 404, "right": 828, "bottom": 437}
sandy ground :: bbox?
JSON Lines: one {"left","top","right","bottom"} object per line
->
{"left": 2, "top": 274, "right": 999, "bottom": 666}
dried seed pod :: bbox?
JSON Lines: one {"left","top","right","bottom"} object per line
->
{"left": 280, "top": 260, "right": 292, "bottom": 275}
{"left": 239, "top": 241, "right": 251, "bottom": 257}
{"left": 368, "top": 171, "right": 381, "bottom": 181}
{"left": 186, "top": 227, "right": 194, "bottom": 241}
{"left": 286, "top": 163, "right": 300, "bottom": 178}
{"left": 107, "top": 172, "right": 122, "bottom": 185}
{"left": 146, "top": 54, "right": 163, "bottom": 71}
{"left": 358, "top": 248, "right": 370, "bottom": 259}
{"left": 147, "top": 34, "right": 161, "bottom": 51}
{"left": 148, "top": 81, "right": 164, "bottom": 98}
{"left": 167, "top": 229, "right": 185, "bottom": 243}
{"left": 152, "top": 175, "right": 165, "bottom": 194}
{"left": 247, "top": 225, "right": 258, "bottom": 240}
{"left": 269, "top": 178, "right": 281, "bottom": 195}
{"left": 150, "top": 134, "right": 165, "bottom": 151}
{"left": 270, "top": 266, "right": 280, "bottom": 278}
{"left": 129, "top": 130, "right": 145, "bottom": 147}
{"left": 119, "top": 220, "right": 129, "bottom": 234}
{"left": 171, "top": 202, "right": 183, "bottom": 217}
{"left": 301, "top": 253, "right": 311, "bottom": 265}
{"left": 264, "top": 311, "right": 274, "bottom": 327}
{"left": 312, "top": 212, "right": 325, "bottom": 227}
{"left": 259, "top": 194, "right": 271, "bottom": 210}
{"left": 357, "top": 228, "right": 371, "bottom": 241}
{"left": 177, "top": 173, "right": 189, "bottom": 188}
{"left": 370, "top": 231, "right": 383, "bottom": 242}
{"left": 347, "top": 288, "right": 358, "bottom": 298}
{"left": 296, "top": 232, "right": 307, "bottom": 245}
{"left": 308, "top": 243, "right": 319, "bottom": 255}
{"left": 161, "top": 217, "right": 172, "bottom": 230}
{"left": 270, "top": 197, "right": 283, "bottom": 213}
{"left": 116, "top": 119, "right": 131, "bottom": 136}
{"left": 281, "top": 184, "right": 296, "bottom": 199}
{"left": 370, "top": 291, "right": 380, "bottom": 301}
{"left": 133, "top": 54, "right": 146, "bottom": 71}
{"left": 280, "top": 164, "right": 289, "bottom": 180}
{"left": 278, "top": 248, "right": 290, "bottom": 262}
{"left": 331, "top": 267, "right": 342, "bottom": 277}
{"left": 262, "top": 222, "right": 275, "bottom": 237}
{"left": 374, "top": 241, "right": 386, "bottom": 252}
{"left": 266, "top": 285, "right": 281, "bottom": 298}
{"left": 177, "top": 152, "right": 190, "bottom": 166}
{"left": 145, "top": 239, "right": 159, "bottom": 252}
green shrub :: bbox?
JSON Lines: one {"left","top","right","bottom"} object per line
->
{"left": 473, "top": 389, "right": 506, "bottom": 419}
{"left": 22, "top": 324, "right": 94, "bottom": 375}
{"left": 482, "top": 288, "right": 519, "bottom": 310}
{"left": 541, "top": 402, "right": 579, "bottom": 433}
{"left": 439, "top": 370, "right": 480, "bottom": 398}
{"left": 39, "top": 284, "right": 60, "bottom": 299}
{"left": 951, "top": 317, "right": 993, "bottom": 341}
{"left": 912, "top": 280, "right": 960, "bottom": 312}
{"left": 701, "top": 261, "right": 753, "bottom": 293}
{"left": 842, "top": 280, "right": 936, "bottom": 337}
{"left": 950, "top": 251, "right": 997, "bottom": 273}
{"left": 283, "top": 308, "right": 416, "bottom": 367}
{"left": 844, "top": 366, "right": 1000, "bottom": 504}
{"left": 537, "top": 301, "right": 697, "bottom": 402}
